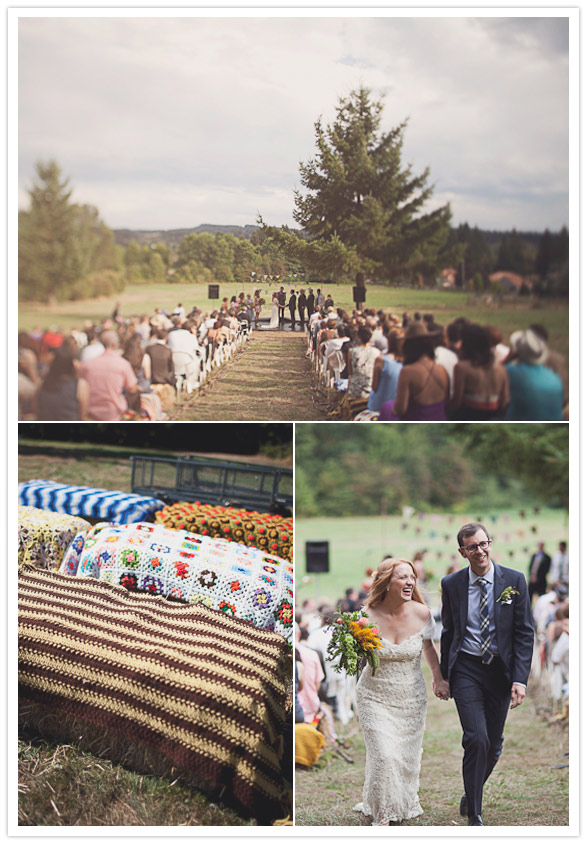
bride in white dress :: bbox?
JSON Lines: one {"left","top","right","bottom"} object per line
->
{"left": 268, "top": 294, "right": 280, "bottom": 329}
{"left": 354, "top": 558, "right": 449, "bottom": 825}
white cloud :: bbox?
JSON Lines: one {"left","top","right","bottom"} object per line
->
{"left": 18, "top": 14, "right": 570, "bottom": 231}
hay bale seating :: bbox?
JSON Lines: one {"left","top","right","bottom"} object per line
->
{"left": 155, "top": 502, "right": 293, "bottom": 563}
{"left": 60, "top": 522, "right": 294, "bottom": 643}
{"left": 18, "top": 566, "right": 292, "bottom": 823}
{"left": 18, "top": 505, "right": 91, "bottom": 570}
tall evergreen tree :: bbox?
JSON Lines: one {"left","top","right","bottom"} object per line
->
{"left": 293, "top": 87, "right": 454, "bottom": 282}
{"left": 19, "top": 160, "right": 120, "bottom": 302}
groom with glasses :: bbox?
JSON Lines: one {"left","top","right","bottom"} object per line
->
{"left": 440, "top": 522, "right": 534, "bottom": 826}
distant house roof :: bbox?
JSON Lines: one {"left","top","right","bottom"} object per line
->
{"left": 489, "top": 271, "right": 533, "bottom": 291}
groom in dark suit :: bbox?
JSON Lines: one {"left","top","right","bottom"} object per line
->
{"left": 440, "top": 522, "right": 534, "bottom": 826}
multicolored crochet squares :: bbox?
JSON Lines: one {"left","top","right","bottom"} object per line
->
{"left": 60, "top": 522, "right": 294, "bottom": 642}
{"left": 154, "top": 502, "right": 293, "bottom": 562}
{"left": 18, "top": 505, "right": 91, "bottom": 571}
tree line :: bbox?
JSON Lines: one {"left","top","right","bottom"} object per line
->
{"left": 295, "top": 424, "right": 568, "bottom": 517}
{"left": 18, "top": 87, "right": 568, "bottom": 303}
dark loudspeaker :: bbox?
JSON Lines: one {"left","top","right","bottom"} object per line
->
{"left": 352, "top": 285, "right": 366, "bottom": 304}
{"left": 208, "top": 284, "right": 220, "bottom": 299}
{"left": 306, "top": 541, "right": 330, "bottom": 573}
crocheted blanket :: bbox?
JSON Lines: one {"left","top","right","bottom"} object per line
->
{"left": 60, "top": 522, "right": 294, "bottom": 642}
{"left": 18, "top": 505, "right": 91, "bottom": 570}
{"left": 155, "top": 502, "right": 293, "bottom": 562}
{"left": 18, "top": 567, "right": 291, "bottom": 822}
{"left": 18, "top": 480, "right": 165, "bottom": 523}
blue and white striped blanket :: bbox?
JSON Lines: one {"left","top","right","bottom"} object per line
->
{"left": 18, "top": 480, "right": 165, "bottom": 524}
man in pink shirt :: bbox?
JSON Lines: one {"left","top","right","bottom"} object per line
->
{"left": 80, "top": 330, "right": 138, "bottom": 420}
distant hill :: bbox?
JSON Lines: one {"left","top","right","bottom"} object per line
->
{"left": 113, "top": 223, "right": 260, "bottom": 248}
{"left": 114, "top": 223, "right": 545, "bottom": 251}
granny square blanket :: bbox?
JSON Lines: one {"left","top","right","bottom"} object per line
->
{"left": 18, "top": 566, "right": 292, "bottom": 823}
{"left": 18, "top": 480, "right": 165, "bottom": 523}
{"left": 18, "top": 505, "right": 91, "bottom": 570}
{"left": 155, "top": 502, "right": 293, "bottom": 562}
{"left": 60, "top": 522, "right": 294, "bottom": 642}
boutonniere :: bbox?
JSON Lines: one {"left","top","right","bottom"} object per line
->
{"left": 496, "top": 586, "right": 520, "bottom": 605}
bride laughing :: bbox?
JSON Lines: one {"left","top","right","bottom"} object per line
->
{"left": 353, "top": 557, "right": 449, "bottom": 825}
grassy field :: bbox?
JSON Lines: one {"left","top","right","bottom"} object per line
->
{"left": 19, "top": 282, "right": 569, "bottom": 360}
{"left": 295, "top": 508, "right": 568, "bottom": 609}
{"left": 294, "top": 667, "right": 569, "bottom": 827}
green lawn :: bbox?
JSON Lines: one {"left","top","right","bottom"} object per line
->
{"left": 295, "top": 508, "right": 568, "bottom": 609}
{"left": 19, "top": 282, "right": 568, "bottom": 360}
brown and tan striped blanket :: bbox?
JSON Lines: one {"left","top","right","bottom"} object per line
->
{"left": 18, "top": 566, "right": 292, "bottom": 823}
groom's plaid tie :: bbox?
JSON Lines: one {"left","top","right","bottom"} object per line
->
{"left": 478, "top": 578, "right": 493, "bottom": 665}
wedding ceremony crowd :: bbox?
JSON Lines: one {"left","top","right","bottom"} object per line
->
{"left": 294, "top": 534, "right": 569, "bottom": 824}
{"left": 305, "top": 305, "right": 568, "bottom": 421}
{"left": 18, "top": 285, "right": 567, "bottom": 423}
{"left": 17, "top": 296, "right": 257, "bottom": 421}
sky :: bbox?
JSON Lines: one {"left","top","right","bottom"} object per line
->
{"left": 17, "top": 11, "right": 571, "bottom": 233}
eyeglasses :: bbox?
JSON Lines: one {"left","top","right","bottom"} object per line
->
{"left": 460, "top": 540, "right": 491, "bottom": 554}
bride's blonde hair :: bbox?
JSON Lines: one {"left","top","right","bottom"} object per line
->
{"left": 364, "top": 557, "right": 426, "bottom": 608}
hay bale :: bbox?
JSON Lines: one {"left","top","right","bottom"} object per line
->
{"left": 18, "top": 566, "right": 292, "bottom": 823}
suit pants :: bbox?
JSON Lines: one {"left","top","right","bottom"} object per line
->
{"left": 298, "top": 309, "right": 305, "bottom": 330}
{"left": 289, "top": 308, "right": 296, "bottom": 328}
{"left": 451, "top": 652, "right": 511, "bottom": 817}
{"left": 278, "top": 306, "right": 285, "bottom": 325}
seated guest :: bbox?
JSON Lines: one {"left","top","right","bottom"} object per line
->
{"left": 79, "top": 327, "right": 105, "bottom": 363}
{"left": 341, "top": 325, "right": 380, "bottom": 420}
{"left": 428, "top": 323, "right": 458, "bottom": 397}
{"left": 450, "top": 323, "right": 509, "bottom": 420}
{"left": 485, "top": 325, "right": 510, "bottom": 364}
{"left": 368, "top": 331, "right": 403, "bottom": 413}
{"left": 36, "top": 345, "right": 89, "bottom": 421}
{"left": 79, "top": 330, "right": 138, "bottom": 421}
{"left": 529, "top": 323, "right": 569, "bottom": 415}
{"left": 123, "top": 332, "right": 153, "bottom": 413}
{"left": 147, "top": 329, "right": 176, "bottom": 386}
{"left": 379, "top": 323, "right": 449, "bottom": 421}
{"left": 504, "top": 329, "right": 563, "bottom": 421}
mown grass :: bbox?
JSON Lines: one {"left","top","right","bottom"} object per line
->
{"left": 18, "top": 453, "right": 134, "bottom": 491}
{"left": 174, "top": 331, "right": 329, "bottom": 421}
{"left": 295, "top": 509, "right": 569, "bottom": 608}
{"left": 19, "top": 282, "right": 568, "bottom": 360}
{"left": 294, "top": 669, "right": 569, "bottom": 827}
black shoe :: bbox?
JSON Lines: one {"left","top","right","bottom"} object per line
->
{"left": 468, "top": 815, "right": 484, "bottom": 826}
{"left": 459, "top": 794, "right": 468, "bottom": 817}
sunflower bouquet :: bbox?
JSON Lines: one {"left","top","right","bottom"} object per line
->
{"left": 326, "top": 608, "right": 383, "bottom": 677}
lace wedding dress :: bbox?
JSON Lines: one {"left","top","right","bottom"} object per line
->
{"left": 269, "top": 299, "right": 280, "bottom": 329}
{"left": 354, "top": 612, "right": 435, "bottom": 825}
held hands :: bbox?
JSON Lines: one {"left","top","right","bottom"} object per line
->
{"left": 510, "top": 684, "right": 526, "bottom": 709}
{"left": 433, "top": 678, "right": 450, "bottom": 700}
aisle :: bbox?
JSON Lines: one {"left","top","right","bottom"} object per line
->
{"left": 171, "top": 329, "right": 329, "bottom": 421}
{"left": 294, "top": 674, "right": 569, "bottom": 827}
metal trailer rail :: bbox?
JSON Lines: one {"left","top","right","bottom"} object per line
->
{"left": 130, "top": 454, "right": 293, "bottom": 516}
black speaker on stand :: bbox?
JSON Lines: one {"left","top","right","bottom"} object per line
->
{"left": 208, "top": 284, "right": 219, "bottom": 300}
{"left": 306, "top": 541, "right": 329, "bottom": 601}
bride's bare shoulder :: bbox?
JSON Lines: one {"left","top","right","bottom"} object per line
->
{"left": 411, "top": 601, "right": 431, "bottom": 622}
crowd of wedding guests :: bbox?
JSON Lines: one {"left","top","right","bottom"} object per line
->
{"left": 306, "top": 306, "right": 568, "bottom": 421}
{"left": 528, "top": 540, "right": 570, "bottom": 708}
{"left": 18, "top": 296, "right": 256, "bottom": 421}
{"left": 295, "top": 537, "right": 569, "bottom": 753}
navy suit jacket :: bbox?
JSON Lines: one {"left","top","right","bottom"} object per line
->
{"left": 440, "top": 562, "right": 534, "bottom": 686}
